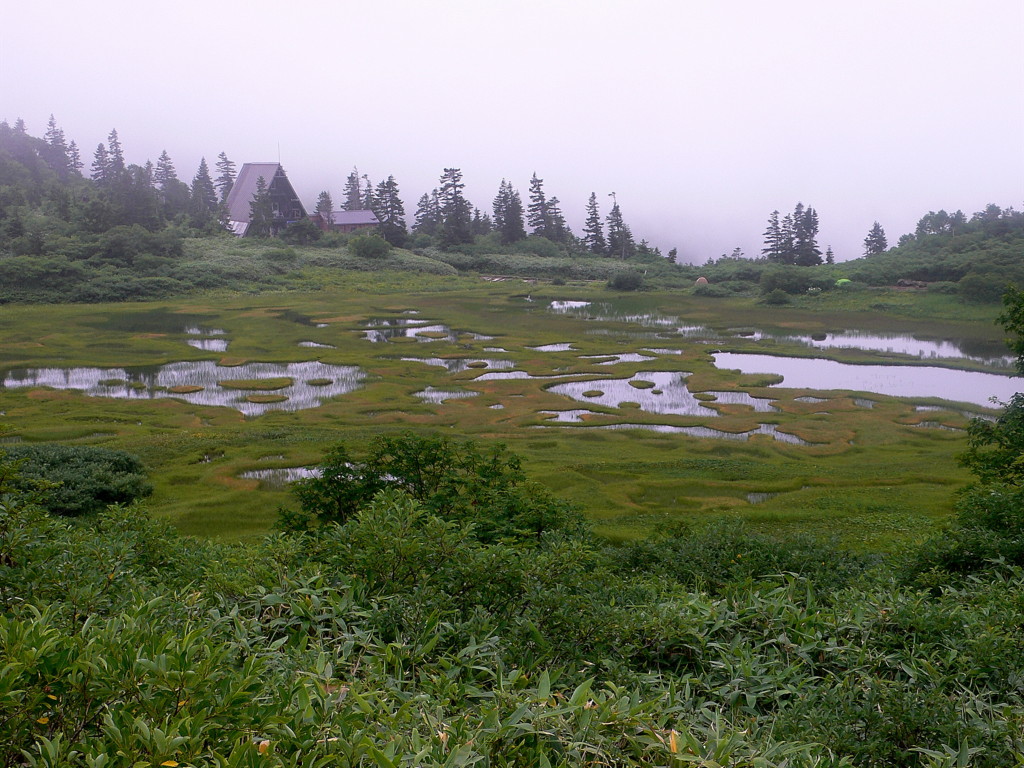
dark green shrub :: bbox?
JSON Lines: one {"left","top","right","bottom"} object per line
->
{"left": 3, "top": 444, "right": 152, "bottom": 516}
{"left": 279, "top": 218, "right": 322, "bottom": 245}
{"left": 349, "top": 233, "right": 391, "bottom": 259}
{"left": 760, "top": 288, "right": 791, "bottom": 305}
{"left": 291, "top": 431, "right": 581, "bottom": 542}
{"left": 693, "top": 282, "right": 731, "bottom": 297}
{"left": 607, "top": 271, "right": 643, "bottom": 291}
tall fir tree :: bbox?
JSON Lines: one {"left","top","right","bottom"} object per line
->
{"left": 605, "top": 200, "right": 635, "bottom": 259}
{"left": 792, "top": 203, "right": 822, "bottom": 266}
{"left": 372, "top": 175, "right": 407, "bottom": 246}
{"left": 863, "top": 221, "right": 887, "bottom": 256}
{"left": 105, "top": 129, "right": 126, "bottom": 181}
{"left": 471, "top": 207, "right": 493, "bottom": 236}
{"left": 362, "top": 174, "right": 374, "bottom": 211}
{"left": 154, "top": 150, "right": 178, "bottom": 190}
{"left": 90, "top": 143, "right": 110, "bottom": 183}
{"left": 42, "top": 114, "right": 69, "bottom": 177}
{"left": 546, "top": 196, "right": 568, "bottom": 243}
{"left": 342, "top": 168, "right": 364, "bottom": 211}
{"left": 190, "top": 158, "right": 219, "bottom": 226}
{"left": 762, "top": 210, "right": 784, "bottom": 261}
{"left": 214, "top": 152, "right": 236, "bottom": 202}
{"left": 492, "top": 180, "right": 526, "bottom": 245}
{"left": 248, "top": 175, "right": 273, "bottom": 237}
{"left": 438, "top": 168, "right": 473, "bottom": 247}
{"left": 315, "top": 191, "right": 334, "bottom": 224}
{"left": 583, "top": 193, "right": 606, "bottom": 254}
{"left": 527, "top": 173, "right": 549, "bottom": 237}
{"left": 413, "top": 191, "right": 441, "bottom": 236}
{"left": 67, "top": 141, "right": 83, "bottom": 174}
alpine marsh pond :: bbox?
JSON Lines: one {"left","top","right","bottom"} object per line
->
{"left": 0, "top": 285, "right": 1011, "bottom": 546}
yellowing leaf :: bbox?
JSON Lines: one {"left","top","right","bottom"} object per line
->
{"left": 47, "top": 694, "right": 58, "bottom": 701}
{"left": 161, "top": 762, "right": 179, "bottom": 767}
{"left": 36, "top": 716, "right": 50, "bottom": 725}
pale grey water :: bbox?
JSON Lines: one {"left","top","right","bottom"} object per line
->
{"left": 713, "top": 352, "right": 1016, "bottom": 408}
{"left": 2, "top": 361, "right": 366, "bottom": 416}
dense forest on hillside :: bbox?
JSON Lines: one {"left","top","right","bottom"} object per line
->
{"left": 1, "top": 117, "right": 1021, "bottom": 304}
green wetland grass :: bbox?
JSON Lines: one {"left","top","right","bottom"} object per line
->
{"left": 0, "top": 280, "right": 1005, "bottom": 549}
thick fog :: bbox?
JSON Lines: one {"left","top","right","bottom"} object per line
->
{"left": 2, "top": 0, "right": 1022, "bottom": 262}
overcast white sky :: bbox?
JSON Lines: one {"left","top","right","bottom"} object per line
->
{"left": 2, "top": 0, "right": 1022, "bottom": 263}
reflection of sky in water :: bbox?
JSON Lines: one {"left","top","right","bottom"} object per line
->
{"left": 2, "top": 361, "right": 366, "bottom": 416}
{"left": 714, "top": 352, "right": 1016, "bottom": 407}
{"left": 580, "top": 353, "right": 657, "bottom": 365}
{"left": 402, "top": 357, "right": 515, "bottom": 373}
{"left": 186, "top": 338, "right": 229, "bottom": 352}
{"left": 539, "top": 409, "right": 602, "bottom": 423}
{"left": 759, "top": 329, "right": 1013, "bottom": 367}
{"left": 299, "top": 341, "right": 336, "bottom": 349}
{"left": 548, "top": 300, "right": 592, "bottom": 312}
{"left": 542, "top": 421, "right": 808, "bottom": 444}
{"left": 359, "top": 320, "right": 493, "bottom": 343}
{"left": 240, "top": 467, "right": 321, "bottom": 488}
{"left": 413, "top": 387, "right": 480, "bottom": 403}
{"left": 549, "top": 372, "right": 718, "bottom": 416}
{"left": 184, "top": 326, "right": 226, "bottom": 336}
{"left": 529, "top": 343, "right": 576, "bottom": 352}
{"left": 703, "top": 391, "right": 779, "bottom": 412}
{"left": 549, "top": 299, "right": 1010, "bottom": 367}
{"left": 644, "top": 348, "right": 683, "bottom": 355}
{"left": 474, "top": 371, "right": 597, "bottom": 381}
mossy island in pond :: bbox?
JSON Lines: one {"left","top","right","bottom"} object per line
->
{"left": 218, "top": 377, "right": 293, "bottom": 391}
{"left": 245, "top": 394, "right": 289, "bottom": 404}
{"left": 583, "top": 390, "right": 604, "bottom": 398}
{"left": 305, "top": 378, "right": 333, "bottom": 387}
{"left": 629, "top": 380, "right": 656, "bottom": 389}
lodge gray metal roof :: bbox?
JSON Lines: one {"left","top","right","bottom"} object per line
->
{"left": 330, "top": 209, "right": 379, "bottom": 225}
{"left": 225, "top": 163, "right": 281, "bottom": 228}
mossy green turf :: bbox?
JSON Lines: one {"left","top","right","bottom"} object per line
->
{"left": 0, "top": 278, "right": 1005, "bottom": 549}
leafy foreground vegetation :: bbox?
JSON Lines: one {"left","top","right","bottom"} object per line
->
{"left": 5, "top": 424, "right": 1024, "bottom": 766}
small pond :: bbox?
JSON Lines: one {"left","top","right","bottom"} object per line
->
{"left": 547, "top": 372, "right": 774, "bottom": 417}
{"left": 713, "top": 352, "right": 1016, "bottom": 408}
{"left": 413, "top": 387, "right": 480, "bottom": 403}
{"left": 545, "top": 421, "right": 808, "bottom": 444}
{"left": 2, "top": 361, "right": 366, "bottom": 417}
{"left": 240, "top": 467, "right": 321, "bottom": 489}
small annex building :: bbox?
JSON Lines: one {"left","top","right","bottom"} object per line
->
{"left": 311, "top": 209, "right": 380, "bottom": 234}
{"left": 225, "top": 163, "right": 307, "bottom": 236}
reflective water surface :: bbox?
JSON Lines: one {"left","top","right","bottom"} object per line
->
{"left": 713, "top": 352, "right": 1015, "bottom": 407}
{"left": 2, "top": 361, "right": 366, "bottom": 416}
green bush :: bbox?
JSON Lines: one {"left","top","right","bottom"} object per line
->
{"left": 3, "top": 444, "right": 152, "bottom": 516}
{"left": 349, "top": 233, "right": 391, "bottom": 259}
{"left": 607, "top": 271, "right": 644, "bottom": 291}
{"left": 760, "top": 288, "right": 791, "bottom": 305}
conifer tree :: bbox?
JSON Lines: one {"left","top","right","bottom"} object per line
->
{"left": 471, "top": 207, "right": 493, "bottom": 236}
{"left": 215, "top": 152, "right": 236, "bottom": 202}
{"left": 248, "top": 175, "right": 273, "bottom": 237}
{"left": 762, "top": 210, "right": 784, "bottom": 261}
{"left": 342, "top": 168, "right": 363, "bottom": 210}
{"left": 546, "top": 196, "right": 568, "bottom": 243}
{"left": 91, "top": 143, "right": 110, "bottom": 183}
{"left": 67, "top": 141, "right": 83, "bottom": 174}
{"left": 315, "top": 191, "right": 334, "bottom": 224}
{"left": 413, "top": 191, "right": 441, "bottom": 236}
{"left": 863, "top": 221, "right": 887, "bottom": 256}
{"left": 372, "top": 175, "right": 407, "bottom": 246}
{"left": 527, "top": 173, "right": 549, "bottom": 237}
{"left": 605, "top": 200, "right": 635, "bottom": 259}
{"left": 492, "top": 180, "right": 526, "bottom": 244}
{"left": 362, "top": 174, "right": 374, "bottom": 211}
{"left": 438, "top": 168, "right": 473, "bottom": 247}
{"left": 825, "top": 245, "right": 835, "bottom": 264}
{"left": 154, "top": 150, "right": 178, "bottom": 189}
{"left": 105, "top": 129, "right": 126, "bottom": 181}
{"left": 190, "top": 158, "right": 218, "bottom": 225}
{"left": 793, "top": 203, "right": 822, "bottom": 266}
{"left": 667, "top": 247, "right": 678, "bottom": 264}
{"left": 583, "top": 192, "right": 606, "bottom": 254}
